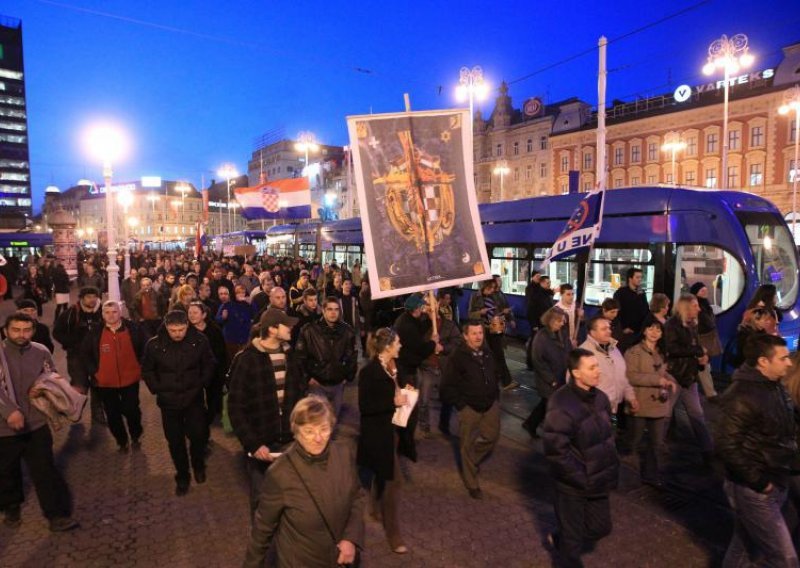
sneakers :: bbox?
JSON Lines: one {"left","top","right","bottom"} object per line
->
{"left": 3, "top": 505, "right": 21, "bottom": 528}
{"left": 49, "top": 517, "right": 79, "bottom": 532}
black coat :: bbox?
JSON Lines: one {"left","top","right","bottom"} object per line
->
{"left": 714, "top": 364, "right": 800, "bottom": 492}
{"left": 613, "top": 286, "right": 650, "bottom": 334}
{"left": 663, "top": 317, "right": 704, "bottom": 387}
{"left": 531, "top": 327, "right": 571, "bottom": 399}
{"left": 141, "top": 326, "right": 215, "bottom": 409}
{"left": 526, "top": 285, "right": 554, "bottom": 330}
{"left": 357, "top": 359, "right": 397, "bottom": 481}
{"left": 295, "top": 319, "right": 357, "bottom": 386}
{"left": 228, "top": 341, "right": 302, "bottom": 452}
{"left": 53, "top": 304, "right": 103, "bottom": 355}
{"left": 543, "top": 382, "right": 619, "bottom": 496}
{"left": 394, "top": 311, "right": 435, "bottom": 386}
{"left": 441, "top": 341, "right": 499, "bottom": 413}
{"left": 196, "top": 321, "right": 227, "bottom": 382}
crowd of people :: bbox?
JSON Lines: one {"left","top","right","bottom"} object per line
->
{"left": 1, "top": 248, "right": 799, "bottom": 566}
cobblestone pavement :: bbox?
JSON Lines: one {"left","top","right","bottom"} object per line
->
{"left": 0, "top": 298, "right": 732, "bottom": 567}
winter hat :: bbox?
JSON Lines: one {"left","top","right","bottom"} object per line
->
{"left": 690, "top": 282, "right": 706, "bottom": 296}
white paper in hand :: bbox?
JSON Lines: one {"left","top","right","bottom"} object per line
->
{"left": 391, "top": 387, "right": 419, "bottom": 428}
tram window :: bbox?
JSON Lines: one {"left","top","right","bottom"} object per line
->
{"left": 674, "top": 245, "right": 745, "bottom": 314}
{"left": 737, "top": 212, "right": 799, "bottom": 309}
{"left": 490, "top": 247, "right": 529, "bottom": 295}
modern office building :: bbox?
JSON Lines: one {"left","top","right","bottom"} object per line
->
{"left": 0, "top": 16, "right": 32, "bottom": 229}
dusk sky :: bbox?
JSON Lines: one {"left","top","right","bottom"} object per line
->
{"left": 4, "top": 0, "right": 799, "bottom": 212}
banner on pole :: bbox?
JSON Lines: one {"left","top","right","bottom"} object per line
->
{"left": 540, "top": 189, "right": 605, "bottom": 269}
{"left": 347, "top": 109, "right": 489, "bottom": 299}
{"left": 234, "top": 178, "right": 311, "bottom": 220}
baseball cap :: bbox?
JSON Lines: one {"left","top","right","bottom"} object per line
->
{"left": 404, "top": 294, "right": 426, "bottom": 311}
{"left": 259, "top": 307, "right": 299, "bottom": 330}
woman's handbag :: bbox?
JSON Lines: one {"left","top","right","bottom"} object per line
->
{"left": 286, "top": 454, "right": 361, "bottom": 568}
{"left": 699, "top": 330, "right": 723, "bottom": 358}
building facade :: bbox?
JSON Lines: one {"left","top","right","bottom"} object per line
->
{"left": 206, "top": 174, "right": 249, "bottom": 236}
{"left": 548, "top": 43, "right": 800, "bottom": 215}
{"left": 0, "top": 16, "right": 32, "bottom": 229}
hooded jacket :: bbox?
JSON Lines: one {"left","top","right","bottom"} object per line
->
{"left": 714, "top": 364, "right": 800, "bottom": 492}
{"left": 141, "top": 326, "right": 215, "bottom": 410}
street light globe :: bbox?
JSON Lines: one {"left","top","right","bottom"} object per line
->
{"left": 455, "top": 84, "right": 468, "bottom": 102}
{"left": 86, "top": 227, "right": 94, "bottom": 235}
{"left": 780, "top": 104, "right": 791, "bottom": 116}
{"left": 739, "top": 52, "right": 755, "bottom": 68}
{"left": 83, "top": 122, "right": 129, "bottom": 164}
{"left": 217, "top": 164, "right": 238, "bottom": 179}
{"left": 474, "top": 82, "right": 490, "bottom": 101}
{"left": 128, "top": 216, "right": 139, "bottom": 228}
{"left": 702, "top": 61, "right": 716, "bottom": 76}
{"left": 117, "top": 190, "right": 134, "bottom": 209}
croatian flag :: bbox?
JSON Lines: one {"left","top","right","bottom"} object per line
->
{"left": 540, "top": 188, "right": 605, "bottom": 269}
{"left": 195, "top": 222, "right": 206, "bottom": 257}
{"left": 234, "top": 178, "right": 311, "bottom": 220}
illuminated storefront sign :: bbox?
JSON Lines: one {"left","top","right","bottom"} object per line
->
{"left": 674, "top": 68, "right": 775, "bottom": 103}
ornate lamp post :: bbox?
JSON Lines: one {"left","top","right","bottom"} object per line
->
{"left": 456, "top": 66, "right": 489, "bottom": 125}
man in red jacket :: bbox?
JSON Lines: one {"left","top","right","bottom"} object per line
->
{"left": 83, "top": 301, "right": 148, "bottom": 452}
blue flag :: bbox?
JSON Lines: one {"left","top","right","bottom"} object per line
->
{"left": 541, "top": 189, "right": 605, "bottom": 269}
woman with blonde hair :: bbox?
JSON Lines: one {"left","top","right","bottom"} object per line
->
{"left": 648, "top": 293, "right": 671, "bottom": 325}
{"left": 357, "top": 327, "right": 409, "bottom": 554}
{"left": 244, "top": 396, "right": 365, "bottom": 567}
{"left": 664, "top": 293, "right": 714, "bottom": 464}
{"left": 169, "top": 284, "right": 196, "bottom": 312}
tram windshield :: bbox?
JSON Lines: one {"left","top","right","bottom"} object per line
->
{"left": 737, "top": 212, "right": 799, "bottom": 310}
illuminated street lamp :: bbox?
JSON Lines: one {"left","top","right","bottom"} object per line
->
{"left": 493, "top": 160, "right": 510, "bottom": 200}
{"left": 117, "top": 189, "right": 134, "bottom": 276}
{"left": 662, "top": 131, "right": 687, "bottom": 186}
{"left": 779, "top": 85, "right": 800, "bottom": 238}
{"left": 217, "top": 164, "right": 237, "bottom": 235}
{"left": 83, "top": 123, "right": 129, "bottom": 302}
{"left": 702, "top": 34, "right": 754, "bottom": 188}
{"left": 295, "top": 131, "right": 320, "bottom": 178}
{"left": 456, "top": 66, "right": 489, "bottom": 127}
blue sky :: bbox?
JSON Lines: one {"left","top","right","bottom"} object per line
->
{"left": 4, "top": 0, "right": 799, "bottom": 212}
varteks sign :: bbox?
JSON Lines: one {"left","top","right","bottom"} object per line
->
{"left": 673, "top": 68, "right": 775, "bottom": 103}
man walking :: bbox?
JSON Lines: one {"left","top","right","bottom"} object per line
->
{"left": 715, "top": 334, "right": 799, "bottom": 567}
{"left": 613, "top": 268, "right": 650, "bottom": 345}
{"left": 132, "top": 277, "right": 163, "bottom": 337}
{"left": 53, "top": 286, "right": 105, "bottom": 423}
{"left": 0, "top": 313, "right": 78, "bottom": 531}
{"left": 295, "top": 296, "right": 356, "bottom": 416}
{"left": 228, "top": 308, "right": 302, "bottom": 520}
{"left": 142, "top": 311, "right": 215, "bottom": 496}
{"left": 543, "top": 348, "right": 619, "bottom": 567}
{"left": 83, "top": 301, "right": 148, "bottom": 452}
{"left": 441, "top": 320, "right": 500, "bottom": 499}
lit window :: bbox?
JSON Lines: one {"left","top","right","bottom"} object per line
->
{"left": 749, "top": 163, "right": 763, "bottom": 186}
{"left": 0, "top": 95, "right": 24, "bottom": 106}
{"left": 0, "top": 134, "right": 25, "bottom": 143}
{"left": 0, "top": 172, "right": 28, "bottom": 181}
{"left": 705, "top": 168, "right": 717, "bottom": 188}
{"left": 0, "top": 68, "right": 23, "bottom": 80}
{"left": 790, "top": 160, "right": 799, "bottom": 183}
{"left": 686, "top": 171, "right": 696, "bottom": 185}
{"left": 0, "top": 121, "right": 25, "bottom": 131}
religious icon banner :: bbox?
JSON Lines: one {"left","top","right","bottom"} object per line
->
{"left": 347, "top": 109, "right": 489, "bottom": 299}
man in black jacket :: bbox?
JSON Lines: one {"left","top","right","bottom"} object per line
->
{"left": 142, "top": 311, "right": 215, "bottom": 496}
{"left": 441, "top": 320, "right": 499, "bottom": 499}
{"left": 5, "top": 299, "right": 55, "bottom": 353}
{"left": 228, "top": 307, "right": 302, "bottom": 521}
{"left": 526, "top": 275, "right": 554, "bottom": 369}
{"left": 612, "top": 268, "right": 649, "bottom": 342}
{"left": 53, "top": 286, "right": 104, "bottom": 423}
{"left": 714, "top": 334, "right": 798, "bottom": 567}
{"left": 543, "top": 348, "right": 618, "bottom": 568}
{"left": 295, "top": 296, "right": 356, "bottom": 417}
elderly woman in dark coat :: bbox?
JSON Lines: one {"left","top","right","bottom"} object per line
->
{"left": 521, "top": 307, "right": 571, "bottom": 438}
{"left": 244, "top": 396, "right": 365, "bottom": 567}
{"left": 357, "top": 327, "right": 409, "bottom": 554}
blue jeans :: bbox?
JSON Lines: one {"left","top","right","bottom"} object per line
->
{"left": 673, "top": 383, "right": 713, "bottom": 453}
{"left": 417, "top": 365, "right": 440, "bottom": 432}
{"left": 723, "top": 480, "right": 799, "bottom": 567}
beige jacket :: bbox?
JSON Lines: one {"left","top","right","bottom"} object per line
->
{"left": 29, "top": 372, "right": 87, "bottom": 430}
{"left": 624, "top": 342, "right": 679, "bottom": 418}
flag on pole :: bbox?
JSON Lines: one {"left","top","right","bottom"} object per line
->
{"left": 540, "top": 188, "right": 605, "bottom": 269}
{"left": 195, "top": 222, "right": 206, "bottom": 258}
{"left": 234, "top": 178, "right": 311, "bottom": 220}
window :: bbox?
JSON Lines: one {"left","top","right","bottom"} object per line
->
{"left": 647, "top": 175, "right": 657, "bottom": 184}
{"left": 513, "top": 142, "right": 519, "bottom": 156}
{"left": 490, "top": 247, "right": 530, "bottom": 295}
{"left": 750, "top": 163, "right": 763, "bottom": 186}
{"left": 674, "top": 245, "right": 745, "bottom": 313}
{"left": 534, "top": 247, "right": 579, "bottom": 298}
{"left": 685, "top": 170, "right": 696, "bottom": 185}
{"left": 0, "top": 121, "right": 25, "bottom": 131}
{"left": 560, "top": 156, "right": 568, "bottom": 173}
{"left": 0, "top": 172, "right": 28, "bottom": 181}
{"left": 560, "top": 183, "right": 568, "bottom": 194}
{"left": 727, "top": 166, "right": 739, "bottom": 189}
{"left": 496, "top": 144, "right": 503, "bottom": 157}
{"left": 540, "top": 163, "right": 547, "bottom": 178}
{"left": 527, "top": 139, "right": 533, "bottom": 152}
{"left": 583, "top": 152, "right": 593, "bottom": 170}
{"left": 614, "top": 147, "right": 624, "bottom": 165}
{"left": 0, "top": 68, "right": 23, "bottom": 80}
{"left": 791, "top": 160, "right": 799, "bottom": 183}
{"left": 513, "top": 168, "right": 520, "bottom": 181}
{"left": 0, "top": 108, "right": 25, "bottom": 119}
{"left": 540, "top": 136, "right": 548, "bottom": 150}
{"left": 666, "top": 173, "right": 673, "bottom": 183}
{"left": 0, "top": 95, "right": 24, "bottom": 106}
{"left": 647, "top": 143, "right": 657, "bottom": 161}
{"left": 751, "top": 126, "right": 764, "bottom": 147}
{"left": 706, "top": 133, "right": 718, "bottom": 153}
{"left": 584, "top": 247, "right": 655, "bottom": 306}
{"left": 729, "top": 130, "right": 740, "bottom": 151}
{"left": 631, "top": 145, "right": 641, "bottom": 163}
{"left": 631, "top": 176, "right": 640, "bottom": 185}
{"left": 687, "top": 137, "right": 697, "bottom": 157}
{"left": 583, "top": 182, "right": 593, "bottom": 192}
{"left": 525, "top": 165, "right": 532, "bottom": 180}
{"left": 705, "top": 168, "right": 717, "bottom": 188}
{"left": 737, "top": 211, "right": 799, "bottom": 309}
{"left": 0, "top": 134, "right": 25, "bottom": 144}
{"left": 614, "top": 178, "right": 623, "bottom": 188}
